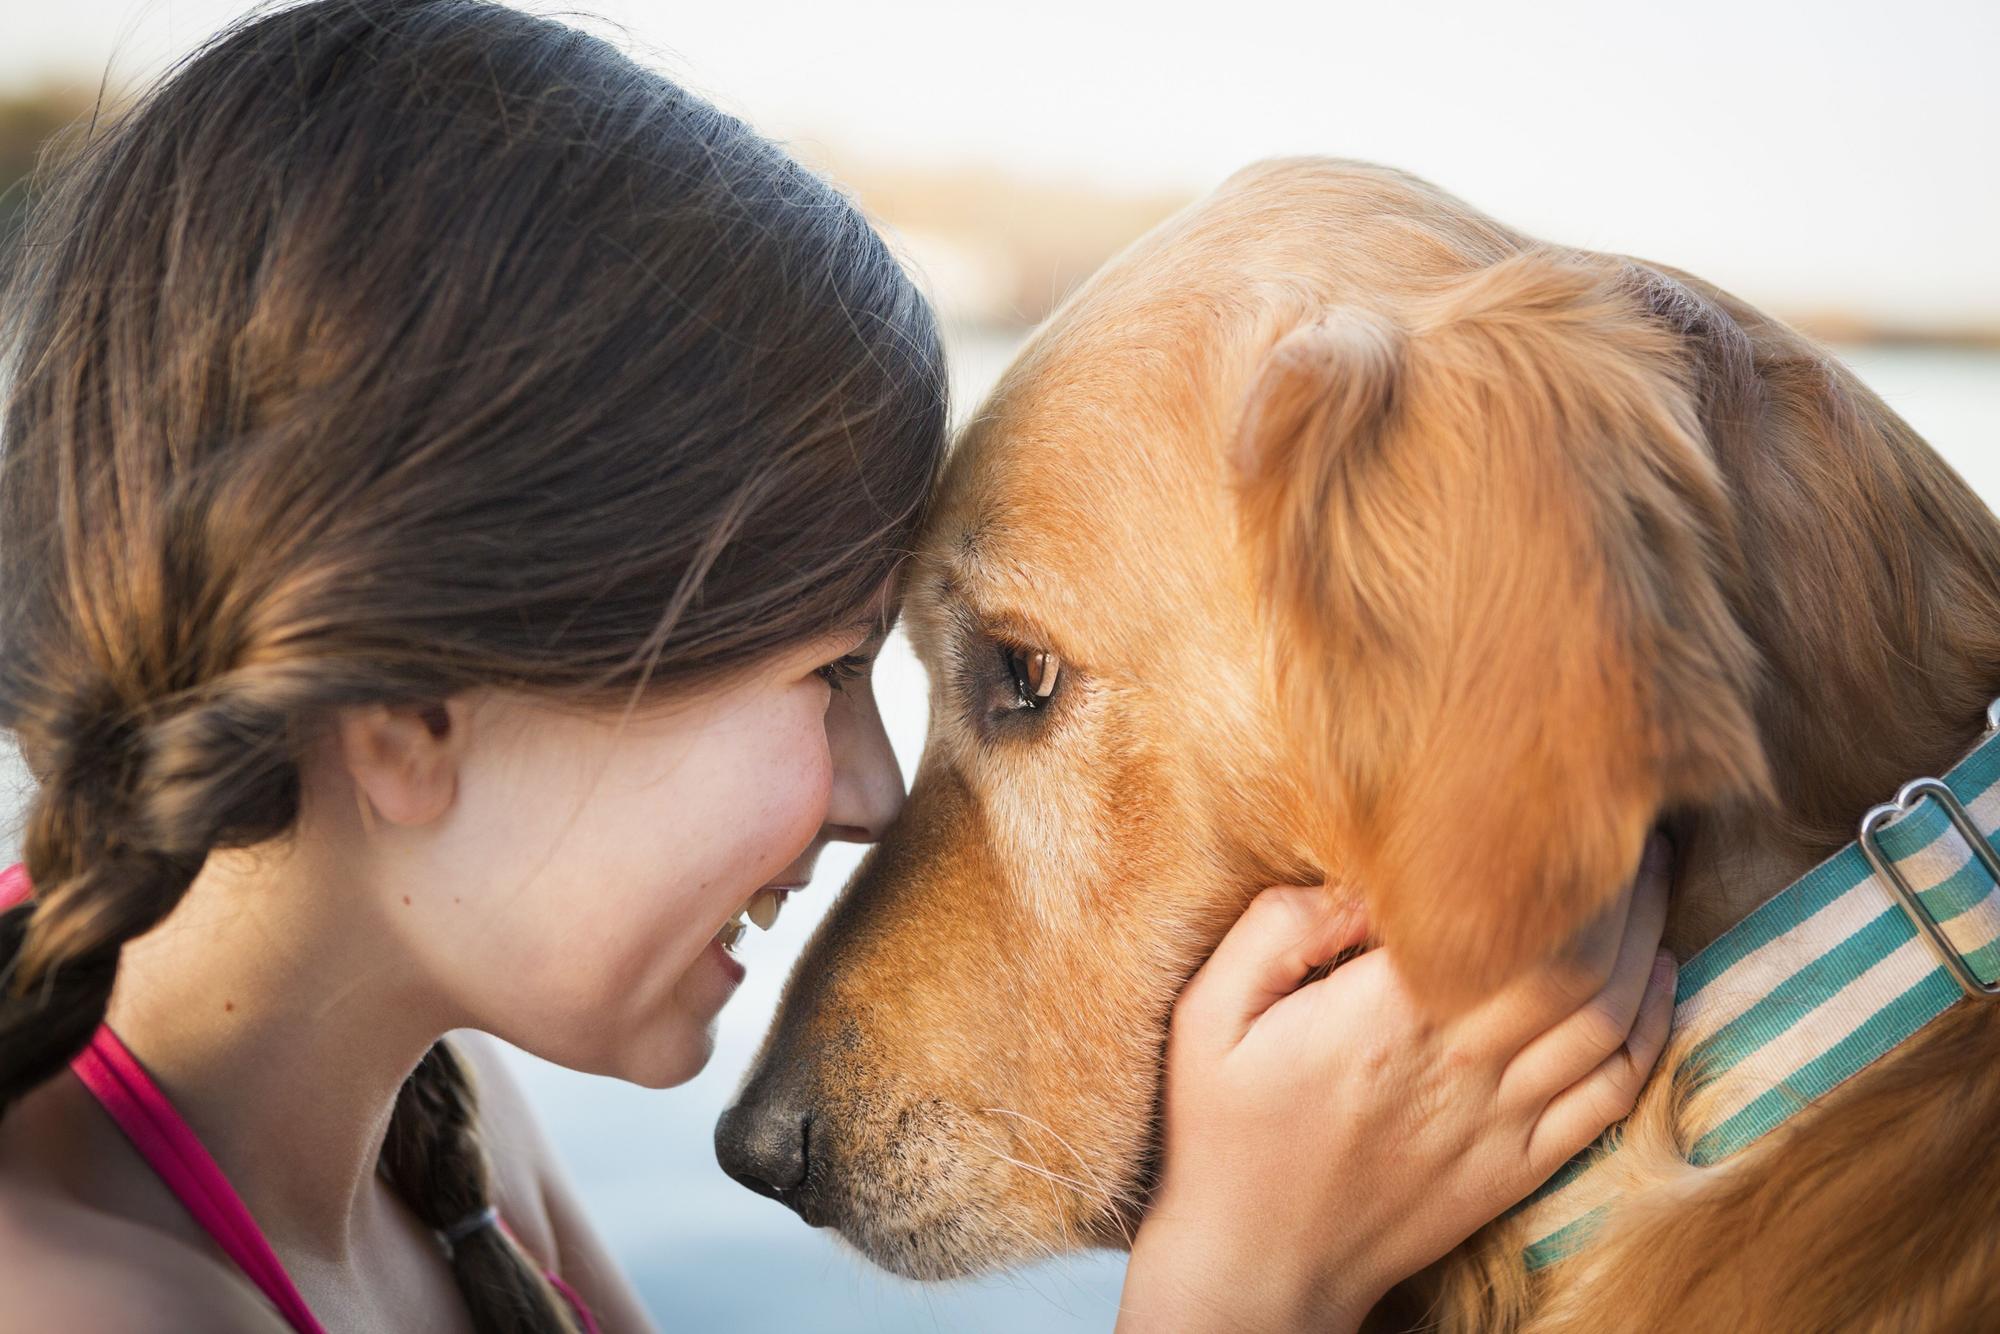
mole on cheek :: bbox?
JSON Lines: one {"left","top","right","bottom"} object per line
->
{"left": 402, "top": 895, "right": 412, "bottom": 906}
{"left": 224, "top": 1000, "right": 235, "bottom": 1012}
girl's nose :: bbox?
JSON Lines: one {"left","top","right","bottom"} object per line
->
{"left": 825, "top": 680, "right": 904, "bottom": 843}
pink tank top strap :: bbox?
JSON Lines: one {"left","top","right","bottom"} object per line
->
{"left": 0, "top": 861, "right": 31, "bottom": 911}
{"left": 2, "top": 863, "right": 313, "bottom": 1323}
{"left": 73, "top": 1025, "right": 330, "bottom": 1334}
{"left": 1, "top": 862, "right": 601, "bottom": 1334}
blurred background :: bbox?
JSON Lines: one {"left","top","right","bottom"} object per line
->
{"left": 2, "top": 1, "right": 1995, "bottom": 1330}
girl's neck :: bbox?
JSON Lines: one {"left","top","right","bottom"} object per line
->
{"left": 103, "top": 843, "right": 451, "bottom": 1263}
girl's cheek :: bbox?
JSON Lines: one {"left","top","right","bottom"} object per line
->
{"left": 724, "top": 689, "right": 834, "bottom": 884}
{"left": 779, "top": 700, "right": 836, "bottom": 843}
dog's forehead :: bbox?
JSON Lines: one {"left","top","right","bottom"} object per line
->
{"left": 904, "top": 157, "right": 1510, "bottom": 655}
{"left": 912, "top": 324, "right": 1245, "bottom": 660}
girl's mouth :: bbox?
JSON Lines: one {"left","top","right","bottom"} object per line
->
{"left": 715, "top": 883, "right": 805, "bottom": 954}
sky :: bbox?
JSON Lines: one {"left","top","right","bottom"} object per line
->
{"left": 5, "top": 0, "right": 1997, "bottom": 328}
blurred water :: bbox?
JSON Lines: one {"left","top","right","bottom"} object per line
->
{"left": 0, "top": 334, "right": 1992, "bottom": 1331}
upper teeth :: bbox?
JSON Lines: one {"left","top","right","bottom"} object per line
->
{"left": 717, "top": 888, "right": 788, "bottom": 953}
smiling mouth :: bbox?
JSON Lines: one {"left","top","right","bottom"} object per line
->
{"left": 715, "top": 883, "right": 806, "bottom": 954}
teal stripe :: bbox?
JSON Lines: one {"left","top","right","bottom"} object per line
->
{"left": 1963, "top": 936, "right": 2000, "bottom": 984}
{"left": 1512, "top": 1132, "right": 1619, "bottom": 1213}
{"left": 1516, "top": 727, "right": 2000, "bottom": 1273}
{"left": 1874, "top": 791, "right": 1952, "bottom": 858}
{"left": 1875, "top": 738, "right": 2000, "bottom": 859}
{"left": 1951, "top": 731, "right": 2000, "bottom": 800}
{"left": 1685, "top": 849, "right": 2000, "bottom": 1092}
{"left": 1953, "top": 737, "right": 2000, "bottom": 807}
{"left": 1680, "top": 832, "right": 1996, "bottom": 1022}
{"left": 1528, "top": 1208, "right": 1608, "bottom": 1272}
{"left": 1914, "top": 850, "right": 2000, "bottom": 922}
{"left": 1690, "top": 966, "right": 1961, "bottom": 1164}
{"left": 1674, "top": 847, "right": 1870, "bottom": 1001}
{"left": 1523, "top": 1205, "right": 1610, "bottom": 1272}
{"left": 1684, "top": 903, "right": 1916, "bottom": 1087}
{"left": 1918, "top": 854, "right": 2000, "bottom": 927}
{"left": 1676, "top": 730, "right": 2000, "bottom": 1003}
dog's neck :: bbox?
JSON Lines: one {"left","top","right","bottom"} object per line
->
{"left": 1663, "top": 816, "right": 1820, "bottom": 957}
{"left": 1659, "top": 293, "right": 2000, "bottom": 963}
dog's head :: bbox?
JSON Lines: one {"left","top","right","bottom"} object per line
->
{"left": 716, "top": 159, "right": 1775, "bottom": 1277}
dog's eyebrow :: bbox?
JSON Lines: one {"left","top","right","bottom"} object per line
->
{"left": 945, "top": 593, "right": 1067, "bottom": 662}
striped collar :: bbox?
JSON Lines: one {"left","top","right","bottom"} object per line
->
{"left": 1514, "top": 703, "right": 2000, "bottom": 1271}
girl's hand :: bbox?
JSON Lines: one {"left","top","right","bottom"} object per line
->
{"left": 1116, "top": 835, "right": 1675, "bottom": 1334}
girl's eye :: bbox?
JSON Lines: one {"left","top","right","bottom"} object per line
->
{"left": 816, "top": 653, "right": 870, "bottom": 692}
{"left": 1002, "top": 645, "right": 1061, "bottom": 709}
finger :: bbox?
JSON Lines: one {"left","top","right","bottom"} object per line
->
{"left": 1463, "top": 832, "right": 1671, "bottom": 1057}
{"left": 1495, "top": 843, "right": 1674, "bottom": 1107}
{"left": 1174, "top": 885, "right": 1371, "bottom": 1050}
{"left": 1522, "top": 949, "right": 1676, "bottom": 1182}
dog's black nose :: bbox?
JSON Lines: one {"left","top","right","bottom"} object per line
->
{"left": 715, "top": 1098, "right": 812, "bottom": 1207}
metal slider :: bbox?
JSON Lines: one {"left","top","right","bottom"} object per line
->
{"left": 1859, "top": 774, "right": 2000, "bottom": 999}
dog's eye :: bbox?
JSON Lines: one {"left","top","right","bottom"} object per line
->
{"left": 1002, "top": 644, "right": 1061, "bottom": 709}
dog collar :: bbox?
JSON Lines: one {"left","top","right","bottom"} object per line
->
{"left": 1513, "top": 700, "right": 2000, "bottom": 1271}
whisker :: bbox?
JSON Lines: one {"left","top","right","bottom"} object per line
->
{"left": 976, "top": 1105, "right": 1144, "bottom": 1248}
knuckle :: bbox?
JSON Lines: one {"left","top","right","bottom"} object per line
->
{"left": 1524, "top": 1132, "right": 1568, "bottom": 1186}
{"left": 1576, "top": 997, "right": 1637, "bottom": 1055}
{"left": 1439, "top": 1040, "right": 1480, "bottom": 1079}
{"left": 1600, "top": 1058, "right": 1645, "bottom": 1118}
{"left": 1262, "top": 885, "right": 1321, "bottom": 932}
{"left": 1547, "top": 957, "right": 1609, "bottom": 1010}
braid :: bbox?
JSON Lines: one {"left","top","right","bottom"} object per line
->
{"left": 383, "top": 1040, "right": 581, "bottom": 1334}
{"left": 0, "top": 686, "right": 206, "bottom": 1116}
{"left": 0, "top": 0, "right": 951, "bottom": 1326}
{"left": 2, "top": 680, "right": 578, "bottom": 1331}
{"left": 0, "top": 678, "right": 298, "bottom": 1115}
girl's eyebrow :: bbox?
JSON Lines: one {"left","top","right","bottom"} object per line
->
{"left": 846, "top": 597, "right": 904, "bottom": 645}
{"left": 850, "top": 615, "right": 895, "bottom": 652}
{"left": 824, "top": 612, "right": 889, "bottom": 657}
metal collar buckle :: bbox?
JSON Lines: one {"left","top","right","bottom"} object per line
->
{"left": 1855, "top": 699, "right": 2000, "bottom": 999}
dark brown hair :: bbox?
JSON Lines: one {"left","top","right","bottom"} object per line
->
{"left": 0, "top": 0, "right": 946, "bottom": 1327}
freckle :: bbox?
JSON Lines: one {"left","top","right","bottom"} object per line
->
{"left": 402, "top": 895, "right": 412, "bottom": 906}
{"left": 224, "top": 1000, "right": 235, "bottom": 1013}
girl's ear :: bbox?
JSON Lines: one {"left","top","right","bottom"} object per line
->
{"left": 1235, "top": 253, "right": 1771, "bottom": 1014}
{"left": 337, "top": 699, "right": 460, "bottom": 828}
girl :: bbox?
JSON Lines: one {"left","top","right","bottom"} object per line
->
{"left": 0, "top": 2, "right": 1673, "bottom": 1330}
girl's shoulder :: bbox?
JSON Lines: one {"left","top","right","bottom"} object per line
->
{"left": 0, "top": 1177, "right": 288, "bottom": 1332}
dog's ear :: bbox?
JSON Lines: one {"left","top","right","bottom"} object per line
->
{"left": 1235, "top": 251, "right": 1770, "bottom": 1013}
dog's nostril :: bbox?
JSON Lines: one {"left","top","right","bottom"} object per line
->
{"left": 715, "top": 1101, "right": 811, "bottom": 1204}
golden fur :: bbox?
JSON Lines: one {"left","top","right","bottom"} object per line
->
{"left": 734, "top": 158, "right": 2000, "bottom": 1329}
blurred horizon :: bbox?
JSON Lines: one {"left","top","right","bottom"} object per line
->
{"left": 4, "top": 0, "right": 1998, "bottom": 341}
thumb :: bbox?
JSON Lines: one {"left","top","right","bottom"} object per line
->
{"left": 1176, "top": 885, "right": 1371, "bottom": 1048}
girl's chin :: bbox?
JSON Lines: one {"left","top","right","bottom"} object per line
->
{"left": 566, "top": 937, "right": 746, "bottom": 1087}
{"left": 615, "top": 1015, "right": 720, "bottom": 1089}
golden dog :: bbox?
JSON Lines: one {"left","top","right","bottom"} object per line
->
{"left": 718, "top": 158, "right": 2000, "bottom": 1331}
